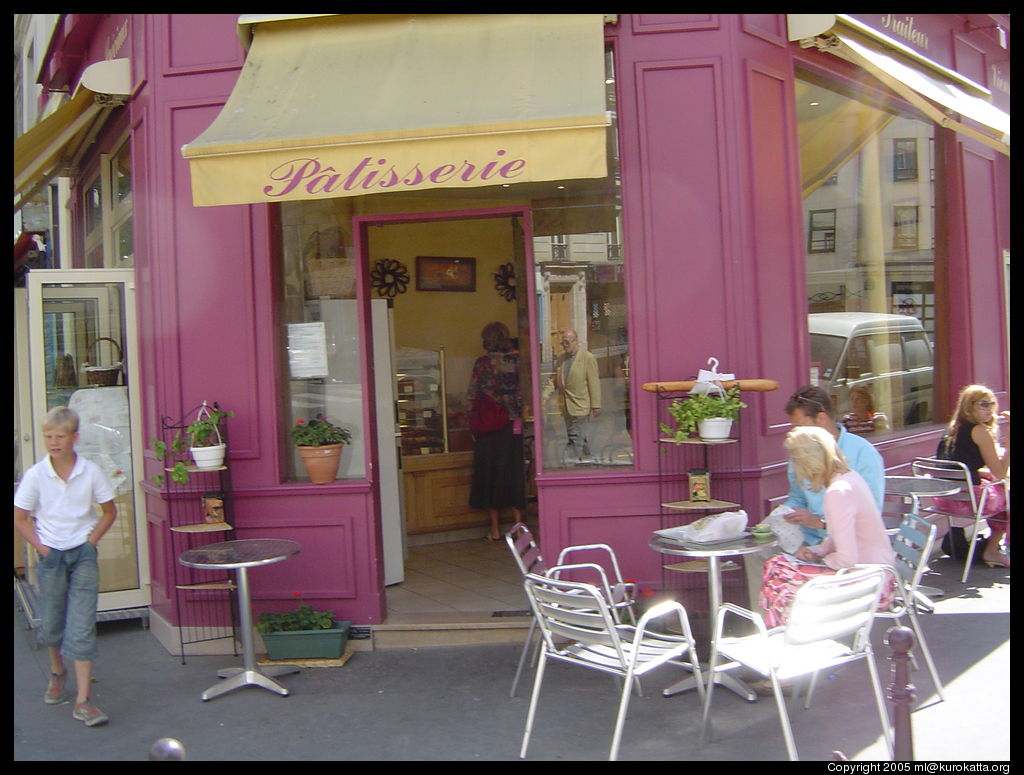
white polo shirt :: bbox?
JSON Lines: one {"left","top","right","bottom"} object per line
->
{"left": 14, "top": 455, "right": 115, "bottom": 551}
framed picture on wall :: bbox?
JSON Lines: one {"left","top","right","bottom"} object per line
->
{"left": 415, "top": 256, "right": 476, "bottom": 292}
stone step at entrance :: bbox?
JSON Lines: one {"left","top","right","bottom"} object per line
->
{"left": 370, "top": 610, "right": 532, "bottom": 649}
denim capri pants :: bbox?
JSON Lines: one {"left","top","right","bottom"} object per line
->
{"left": 36, "top": 542, "right": 100, "bottom": 661}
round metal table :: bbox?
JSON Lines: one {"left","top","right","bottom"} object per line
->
{"left": 649, "top": 532, "right": 777, "bottom": 702}
{"left": 179, "top": 538, "right": 302, "bottom": 701}
{"left": 884, "top": 476, "right": 961, "bottom": 513}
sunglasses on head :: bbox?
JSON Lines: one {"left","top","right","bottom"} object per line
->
{"left": 792, "top": 394, "right": 826, "bottom": 414}
{"left": 975, "top": 400, "right": 995, "bottom": 409}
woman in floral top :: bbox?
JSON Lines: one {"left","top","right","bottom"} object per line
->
{"left": 467, "top": 321, "right": 526, "bottom": 540}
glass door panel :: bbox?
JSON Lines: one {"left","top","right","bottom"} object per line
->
{"left": 26, "top": 270, "right": 149, "bottom": 610}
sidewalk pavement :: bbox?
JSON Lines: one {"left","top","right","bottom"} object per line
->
{"left": 14, "top": 554, "right": 1009, "bottom": 762}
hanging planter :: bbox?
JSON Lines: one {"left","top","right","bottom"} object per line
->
{"left": 698, "top": 417, "right": 734, "bottom": 442}
{"left": 191, "top": 443, "right": 227, "bottom": 470}
{"left": 659, "top": 384, "right": 746, "bottom": 443}
{"left": 186, "top": 402, "right": 232, "bottom": 470}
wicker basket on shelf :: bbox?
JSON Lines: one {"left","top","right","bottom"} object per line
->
{"left": 82, "top": 337, "right": 123, "bottom": 386}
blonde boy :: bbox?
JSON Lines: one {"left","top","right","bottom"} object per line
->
{"left": 14, "top": 407, "right": 117, "bottom": 726}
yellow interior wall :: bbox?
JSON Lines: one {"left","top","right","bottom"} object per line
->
{"left": 367, "top": 217, "right": 520, "bottom": 410}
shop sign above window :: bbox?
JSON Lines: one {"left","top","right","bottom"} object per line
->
{"left": 182, "top": 14, "right": 610, "bottom": 206}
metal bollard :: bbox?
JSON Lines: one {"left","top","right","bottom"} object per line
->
{"left": 149, "top": 737, "right": 187, "bottom": 761}
{"left": 885, "top": 625, "right": 916, "bottom": 761}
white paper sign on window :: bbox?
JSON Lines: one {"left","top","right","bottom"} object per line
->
{"left": 287, "top": 322, "right": 329, "bottom": 379}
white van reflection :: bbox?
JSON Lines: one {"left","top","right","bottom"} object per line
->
{"left": 809, "top": 312, "right": 933, "bottom": 432}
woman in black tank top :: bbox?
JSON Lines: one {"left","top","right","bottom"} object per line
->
{"left": 935, "top": 385, "right": 1010, "bottom": 569}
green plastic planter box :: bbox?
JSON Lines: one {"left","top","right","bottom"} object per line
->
{"left": 261, "top": 620, "right": 352, "bottom": 661}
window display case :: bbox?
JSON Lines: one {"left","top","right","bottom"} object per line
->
{"left": 395, "top": 346, "right": 482, "bottom": 534}
{"left": 396, "top": 347, "right": 449, "bottom": 456}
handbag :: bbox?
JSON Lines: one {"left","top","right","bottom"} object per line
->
{"left": 469, "top": 391, "right": 510, "bottom": 434}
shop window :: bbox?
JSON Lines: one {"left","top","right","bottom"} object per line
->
{"left": 534, "top": 47, "right": 632, "bottom": 471}
{"left": 80, "top": 136, "right": 134, "bottom": 268}
{"left": 797, "top": 73, "right": 941, "bottom": 433}
{"left": 276, "top": 201, "right": 365, "bottom": 482}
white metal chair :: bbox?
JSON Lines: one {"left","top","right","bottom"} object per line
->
{"left": 504, "top": 523, "right": 637, "bottom": 697}
{"left": 874, "top": 513, "right": 945, "bottom": 701}
{"left": 519, "top": 566, "right": 704, "bottom": 761}
{"left": 699, "top": 566, "right": 893, "bottom": 761}
{"left": 912, "top": 457, "right": 1008, "bottom": 583}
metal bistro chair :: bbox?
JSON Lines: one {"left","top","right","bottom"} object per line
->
{"left": 699, "top": 566, "right": 893, "bottom": 762}
{"left": 519, "top": 566, "right": 704, "bottom": 761}
{"left": 505, "top": 523, "right": 637, "bottom": 697}
{"left": 912, "top": 457, "right": 1008, "bottom": 584}
{"left": 867, "top": 514, "right": 945, "bottom": 702}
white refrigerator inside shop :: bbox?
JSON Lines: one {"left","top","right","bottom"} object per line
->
{"left": 296, "top": 298, "right": 406, "bottom": 584}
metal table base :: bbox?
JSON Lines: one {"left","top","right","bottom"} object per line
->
{"left": 199, "top": 563, "right": 299, "bottom": 701}
{"left": 179, "top": 539, "right": 302, "bottom": 702}
{"left": 651, "top": 535, "right": 777, "bottom": 704}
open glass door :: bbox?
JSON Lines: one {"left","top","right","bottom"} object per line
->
{"left": 23, "top": 269, "right": 150, "bottom": 614}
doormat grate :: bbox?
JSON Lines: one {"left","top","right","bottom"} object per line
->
{"left": 492, "top": 610, "right": 530, "bottom": 617}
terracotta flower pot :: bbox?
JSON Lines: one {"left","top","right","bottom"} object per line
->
{"left": 297, "top": 444, "right": 344, "bottom": 484}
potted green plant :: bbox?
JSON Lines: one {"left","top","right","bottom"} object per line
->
{"left": 291, "top": 414, "right": 352, "bottom": 484}
{"left": 256, "top": 594, "right": 352, "bottom": 661}
{"left": 660, "top": 386, "right": 747, "bottom": 442}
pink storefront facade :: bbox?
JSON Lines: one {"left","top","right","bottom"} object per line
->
{"left": 29, "top": 14, "right": 1009, "bottom": 638}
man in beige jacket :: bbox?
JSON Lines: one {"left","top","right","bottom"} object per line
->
{"left": 553, "top": 329, "right": 601, "bottom": 464}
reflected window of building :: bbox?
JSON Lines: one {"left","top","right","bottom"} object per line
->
{"left": 892, "top": 137, "right": 919, "bottom": 181}
{"left": 808, "top": 209, "right": 837, "bottom": 253}
{"left": 797, "top": 72, "right": 941, "bottom": 434}
{"left": 533, "top": 47, "right": 632, "bottom": 471}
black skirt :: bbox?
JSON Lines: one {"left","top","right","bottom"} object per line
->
{"left": 469, "top": 423, "right": 526, "bottom": 510}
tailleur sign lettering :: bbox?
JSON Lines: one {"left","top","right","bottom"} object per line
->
{"left": 264, "top": 150, "right": 528, "bottom": 198}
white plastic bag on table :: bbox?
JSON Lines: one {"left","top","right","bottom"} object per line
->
{"left": 675, "top": 509, "right": 749, "bottom": 543}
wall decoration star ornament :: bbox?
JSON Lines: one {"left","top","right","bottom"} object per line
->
{"left": 370, "top": 258, "right": 410, "bottom": 297}
{"left": 493, "top": 262, "right": 517, "bottom": 302}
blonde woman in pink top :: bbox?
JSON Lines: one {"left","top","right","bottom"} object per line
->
{"left": 761, "top": 426, "right": 896, "bottom": 627}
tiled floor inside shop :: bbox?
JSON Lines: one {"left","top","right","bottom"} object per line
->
{"left": 385, "top": 536, "right": 530, "bottom": 617}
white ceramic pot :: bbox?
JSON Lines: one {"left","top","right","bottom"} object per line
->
{"left": 191, "top": 443, "right": 226, "bottom": 470}
{"left": 698, "top": 417, "right": 733, "bottom": 441}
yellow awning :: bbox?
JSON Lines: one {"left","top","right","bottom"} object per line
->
{"left": 182, "top": 14, "right": 611, "bottom": 207}
{"left": 834, "top": 33, "right": 1009, "bottom": 156}
{"left": 789, "top": 14, "right": 1009, "bottom": 157}
{"left": 14, "top": 88, "right": 106, "bottom": 210}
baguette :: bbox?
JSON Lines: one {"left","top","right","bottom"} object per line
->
{"left": 641, "top": 378, "right": 780, "bottom": 393}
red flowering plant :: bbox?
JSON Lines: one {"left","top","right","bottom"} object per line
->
{"left": 290, "top": 415, "right": 352, "bottom": 447}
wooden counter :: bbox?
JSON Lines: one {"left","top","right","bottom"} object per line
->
{"left": 402, "top": 451, "right": 486, "bottom": 534}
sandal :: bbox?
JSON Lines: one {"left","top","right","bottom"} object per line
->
{"left": 983, "top": 553, "right": 1011, "bottom": 569}
{"left": 44, "top": 671, "right": 68, "bottom": 705}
